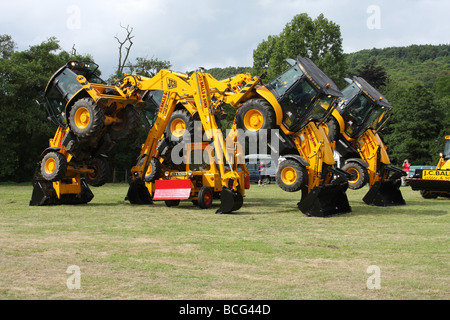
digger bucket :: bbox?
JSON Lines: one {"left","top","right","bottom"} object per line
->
{"left": 29, "top": 178, "right": 94, "bottom": 206}
{"left": 126, "top": 179, "right": 153, "bottom": 204}
{"left": 216, "top": 188, "right": 243, "bottom": 214}
{"left": 363, "top": 178, "right": 405, "bottom": 206}
{"left": 297, "top": 181, "right": 351, "bottom": 217}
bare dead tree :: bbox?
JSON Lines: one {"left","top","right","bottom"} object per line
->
{"left": 114, "top": 23, "right": 134, "bottom": 76}
{"left": 71, "top": 44, "right": 77, "bottom": 57}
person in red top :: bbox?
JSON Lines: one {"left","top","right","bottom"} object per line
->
{"left": 402, "top": 159, "right": 411, "bottom": 186}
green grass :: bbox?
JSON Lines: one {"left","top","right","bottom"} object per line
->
{"left": 0, "top": 183, "right": 448, "bottom": 300}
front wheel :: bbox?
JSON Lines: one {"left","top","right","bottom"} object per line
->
{"left": 86, "top": 157, "right": 110, "bottom": 187}
{"left": 420, "top": 190, "right": 438, "bottom": 199}
{"left": 165, "top": 199, "right": 180, "bottom": 207}
{"left": 198, "top": 186, "right": 213, "bottom": 209}
{"left": 144, "top": 157, "right": 162, "bottom": 182}
{"left": 108, "top": 105, "right": 140, "bottom": 141}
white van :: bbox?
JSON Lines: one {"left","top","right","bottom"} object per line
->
{"left": 245, "top": 154, "right": 278, "bottom": 184}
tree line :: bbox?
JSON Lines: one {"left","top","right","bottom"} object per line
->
{"left": 0, "top": 13, "right": 448, "bottom": 182}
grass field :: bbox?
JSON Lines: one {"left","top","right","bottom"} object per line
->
{"left": 0, "top": 182, "right": 448, "bottom": 300}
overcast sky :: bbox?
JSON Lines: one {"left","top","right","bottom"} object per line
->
{"left": 1, "top": 0, "right": 449, "bottom": 78}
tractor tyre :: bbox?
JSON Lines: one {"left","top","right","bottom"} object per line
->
{"left": 108, "top": 105, "right": 140, "bottom": 141}
{"left": 165, "top": 199, "right": 180, "bottom": 207}
{"left": 144, "top": 157, "right": 162, "bottom": 182}
{"left": 420, "top": 190, "right": 438, "bottom": 199}
{"left": 324, "top": 117, "right": 340, "bottom": 144}
{"left": 276, "top": 159, "right": 307, "bottom": 192}
{"left": 86, "top": 157, "right": 110, "bottom": 187}
{"left": 40, "top": 152, "right": 68, "bottom": 182}
{"left": 198, "top": 186, "right": 214, "bottom": 209}
{"left": 69, "top": 98, "right": 105, "bottom": 139}
{"left": 236, "top": 98, "right": 276, "bottom": 137}
{"left": 342, "top": 162, "right": 368, "bottom": 190}
{"left": 165, "top": 109, "right": 195, "bottom": 143}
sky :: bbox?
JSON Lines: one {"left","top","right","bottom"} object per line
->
{"left": 1, "top": 0, "right": 449, "bottom": 78}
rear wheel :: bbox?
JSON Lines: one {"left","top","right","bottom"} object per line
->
{"left": 85, "top": 157, "right": 110, "bottom": 187}
{"left": 276, "top": 159, "right": 307, "bottom": 192}
{"left": 236, "top": 99, "right": 276, "bottom": 135}
{"left": 342, "top": 162, "right": 368, "bottom": 190}
{"left": 165, "top": 109, "right": 195, "bottom": 143}
{"left": 198, "top": 186, "right": 213, "bottom": 209}
{"left": 69, "top": 98, "right": 105, "bottom": 139}
{"left": 108, "top": 105, "right": 140, "bottom": 141}
{"left": 324, "top": 117, "right": 339, "bottom": 144}
{"left": 40, "top": 152, "right": 68, "bottom": 181}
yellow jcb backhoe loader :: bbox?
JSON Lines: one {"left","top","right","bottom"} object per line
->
{"left": 407, "top": 135, "right": 450, "bottom": 199}
{"left": 226, "top": 57, "right": 352, "bottom": 217}
{"left": 323, "top": 76, "right": 406, "bottom": 207}
{"left": 30, "top": 61, "right": 142, "bottom": 205}
{"left": 114, "top": 69, "right": 251, "bottom": 213}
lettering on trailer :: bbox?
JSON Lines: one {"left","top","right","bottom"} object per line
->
{"left": 422, "top": 170, "right": 450, "bottom": 181}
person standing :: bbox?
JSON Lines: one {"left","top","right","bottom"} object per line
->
{"left": 258, "top": 161, "right": 266, "bottom": 186}
{"left": 402, "top": 159, "right": 411, "bottom": 186}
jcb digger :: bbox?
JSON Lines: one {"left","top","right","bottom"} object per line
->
{"left": 407, "top": 135, "right": 450, "bottom": 199}
{"left": 30, "top": 61, "right": 142, "bottom": 205}
{"left": 219, "top": 56, "right": 352, "bottom": 217}
{"left": 115, "top": 69, "right": 252, "bottom": 213}
{"left": 323, "top": 76, "right": 406, "bottom": 207}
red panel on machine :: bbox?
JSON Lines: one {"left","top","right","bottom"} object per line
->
{"left": 152, "top": 179, "right": 192, "bottom": 200}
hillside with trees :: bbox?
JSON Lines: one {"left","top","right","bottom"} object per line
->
{"left": 344, "top": 44, "right": 449, "bottom": 165}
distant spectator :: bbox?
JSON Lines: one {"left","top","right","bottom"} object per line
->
{"left": 402, "top": 159, "right": 411, "bottom": 186}
{"left": 258, "top": 161, "right": 267, "bottom": 186}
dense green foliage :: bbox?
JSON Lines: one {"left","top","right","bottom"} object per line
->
{"left": 253, "top": 13, "right": 347, "bottom": 87}
{"left": 348, "top": 45, "right": 450, "bottom": 165}
{"left": 346, "top": 44, "right": 450, "bottom": 90}
{"left": 0, "top": 36, "right": 92, "bottom": 181}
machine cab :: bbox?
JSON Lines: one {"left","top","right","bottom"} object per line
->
{"left": 43, "top": 61, "right": 105, "bottom": 126}
{"left": 266, "top": 56, "right": 342, "bottom": 133}
{"left": 140, "top": 90, "right": 165, "bottom": 128}
{"left": 337, "top": 76, "right": 392, "bottom": 139}
{"left": 443, "top": 137, "right": 450, "bottom": 161}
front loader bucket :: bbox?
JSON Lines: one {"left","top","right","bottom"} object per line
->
{"left": 297, "top": 182, "right": 351, "bottom": 217}
{"left": 29, "top": 178, "right": 94, "bottom": 206}
{"left": 216, "top": 188, "right": 243, "bottom": 214}
{"left": 152, "top": 179, "right": 191, "bottom": 200}
{"left": 363, "top": 178, "right": 405, "bottom": 206}
{"left": 126, "top": 179, "right": 153, "bottom": 204}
